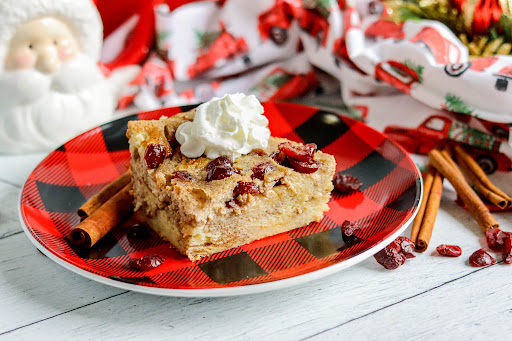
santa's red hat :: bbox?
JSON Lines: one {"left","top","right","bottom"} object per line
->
{"left": 0, "top": 0, "right": 103, "bottom": 67}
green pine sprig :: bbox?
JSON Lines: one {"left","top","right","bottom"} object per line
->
{"left": 445, "top": 93, "right": 473, "bottom": 115}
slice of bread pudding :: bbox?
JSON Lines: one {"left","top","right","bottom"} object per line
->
{"left": 127, "top": 109, "right": 336, "bottom": 261}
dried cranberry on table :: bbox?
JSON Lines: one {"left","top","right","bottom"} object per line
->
{"left": 504, "top": 253, "right": 512, "bottom": 264}
{"left": 341, "top": 220, "right": 363, "bottom": 246}
{"left": 468, "top": 249, "right": 496, "bottom": 267}
{"left": 233, "top": 181, "right": 260, "bottom": 196}
{"left": 128, "top": 254, "right": 165, "bottom": 271}
{"left": 485, "top": 228, "right": 511, "bottom": 252}
{"left": 436, "top": 244, "right": 462, "bottom": 257}
{"left": 171, "top": 170, "right": 194, "bottom": 181}
{"left": 374, "top": 236, "right": 415, "bottom": 270}
{"left": 144, "top": 143, "right": 167, "bottom": 169}
{"left": 252, "top": 161, "right": 276, "bottom": 180}
{"left": 503, "top": 236, "right": 512, "bottom": 264}
{"left": 395, "top": 236, "right": 415, "bottom": 259}
{"left": 278, "top": 142, "right": 317, "bottom": 161}
{"left": 333, "top": 174, "right": 362, "bottom": 194}
{"left": 374, "top": 246, "right": 406, "bottom": 270}
{"left": 486, "top": 229, "right": 512, "bottom": 263}
{"left": 288, "top": 157, "right": 320, "bottom": 174}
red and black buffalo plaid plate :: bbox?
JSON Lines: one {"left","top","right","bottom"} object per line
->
{"left": 20, "top": 102, "right": 421, "bottom": 297}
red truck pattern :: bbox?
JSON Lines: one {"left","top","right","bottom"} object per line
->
{"left": 384, "top": 114, "right": 512, "bottom": 173}
{"left": 365, "top": 20, "right": 405, "bottom": 40}
{"left": 375, "top": 61, "right": 421, "bottom": 95}
{"left": 409, "top": 27, "right": 462, "bottom": 65}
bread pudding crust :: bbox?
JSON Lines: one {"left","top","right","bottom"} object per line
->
{"left": 127, "top": 110, "right": 336, "bottom": 261}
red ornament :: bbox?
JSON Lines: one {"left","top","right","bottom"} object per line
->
{"left": 451, "top": 0, "right": 505, "bottom": 35}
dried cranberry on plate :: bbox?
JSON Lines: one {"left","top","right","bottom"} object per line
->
{"left": 128, "top": 223, "right": 151, "bottom": 240}
{"left": 252, "top": 161, "right": 276, "bottom": 180}
{"left": 274, "top": 142, "right": 320, "bottom": 174}
{"left": 128, "top": 254, "right": 165, "bottom": 271}
{"left": 278, "top": 142, "right": 317, "bottom": 161}
{"left": 288, "top": 158, "right": 320, "bottom": 174}
{"left": 207, "top": 166, "right": 235, "bottom": 181}
{"left": 233, "top": 182, "right": 260, "bottom": 196}
{"left": 144, "top": 143, "right": 166, "bottom": 169}
{"left": 341, "top": 220, "right": 363, "bottom": 246}
{"left": 206, "top": 156, "right": 236, "bottom": 182}
{"left": 333, "top": 174, "right": 362, "bottom": 194}
{"left": 206, "top": 156, "right": 233, "bottom": 172}
{"left": 436, "top": 244, "right": 462, "bottom": 257}
{"left": 270, "top": 150, "right": 287, "bottom": 165}
{"left": 171, "top": 171, "right": 194, "bottom": 181}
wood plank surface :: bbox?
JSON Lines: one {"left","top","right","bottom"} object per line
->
{"left": 0, "top": 233, "right": 125, "bottom": 334}
{"left": 308, "top": 261, "right": 512, "bottom": 340}
{"left": 1, "top": 99, "right": 511, "bottom": 340}
{"left": 0, "top": 182, "right": 22, "bottom": 239}
{"left": 1, "top": 193, "right": 510, "bottom": 339}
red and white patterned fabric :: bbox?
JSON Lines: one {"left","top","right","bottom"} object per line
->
{"left": 105, "top": 0, "right": 512, "bottom": 171}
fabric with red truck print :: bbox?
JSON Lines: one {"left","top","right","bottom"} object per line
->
{"left": 146, "top": 0, "right": 512, "bottom": 120}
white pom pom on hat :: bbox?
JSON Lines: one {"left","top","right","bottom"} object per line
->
{"left": 0, "top": 0, "right": 103, "bottom": 68}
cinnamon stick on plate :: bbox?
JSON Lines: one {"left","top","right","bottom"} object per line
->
{"left": 77, "top": 170, "right": 131, "bottom": 220}
{"left": 67, "top": 183, "right": 134, "bottom": 248}
{"left": 429, "top": 149, "right": 499, "bottom": 233}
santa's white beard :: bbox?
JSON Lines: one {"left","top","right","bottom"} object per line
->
{"left": 0, "top": 53, "right": 116, "bottom": 153}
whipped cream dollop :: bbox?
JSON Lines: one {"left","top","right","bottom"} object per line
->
{"left": 176, "top": 93, "right": 270, "bottom": 160}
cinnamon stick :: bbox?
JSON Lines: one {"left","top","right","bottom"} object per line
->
{"left": 429, "top": 149, "right": 499, "bottom": 233}
{"left": 77, "top": 171, "right": 131, "bottom": 220}
{"left": 415, "top": 169, "right": 444, "bottom": 252}
{"left": 457, "top": 160, "right": 508, "bottom": 209}
{"left": 411, "top": 147, "right": 452, "bottom": 251}
{"left": 410, "top": 166, "right": 435, "bottom": 244}
{"left": 440, "top": 148, "right": 463, "bottom": 178}
{"left": 67, "top": 183, "right": 133, "bottom": 248}
{"left": 453, "top": 145, "right": 512, "bottom": 207}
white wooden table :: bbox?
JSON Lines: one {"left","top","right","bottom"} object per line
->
{"left": 1, "top": 96, "right": 511, "bottom": 340}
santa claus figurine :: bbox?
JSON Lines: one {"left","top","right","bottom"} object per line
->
{"left": 0, "top": 0, "right": 136, "bottom": 153}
